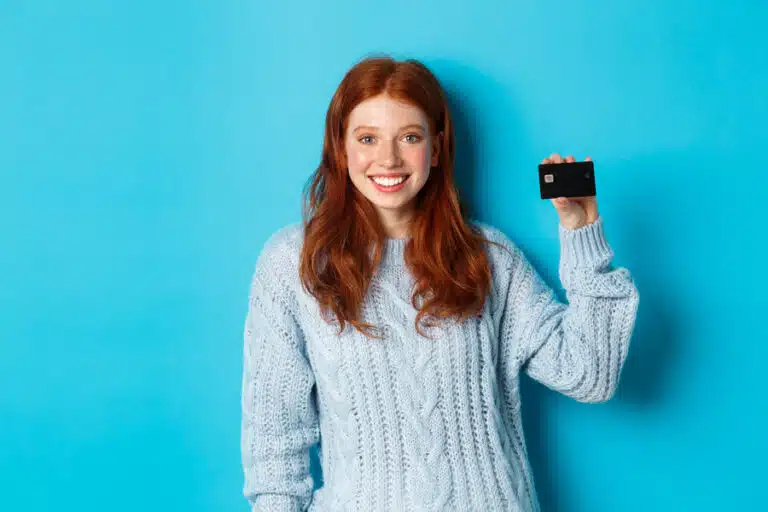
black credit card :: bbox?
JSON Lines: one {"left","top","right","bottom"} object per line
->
{"left": 538, "top": 161, "right": 597, "bottom": 199}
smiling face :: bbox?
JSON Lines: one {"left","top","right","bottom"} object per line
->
{"left": 344, "top": 94, "right": 440, "bottom": 237}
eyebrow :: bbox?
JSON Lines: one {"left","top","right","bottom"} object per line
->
{"left": 352, "top": 123, "right": 426, "bottom": 133}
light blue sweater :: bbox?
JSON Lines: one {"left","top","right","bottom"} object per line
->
{"left": 240, "top": 217, "right": 639, "bottom": 512}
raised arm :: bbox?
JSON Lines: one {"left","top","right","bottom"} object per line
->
{"left": 489, "top": 217, "right": 639, "bottom": 403}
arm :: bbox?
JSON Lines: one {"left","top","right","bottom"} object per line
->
{"left": 493, "top": 217, "right": 639, "bottom": 403}
{"left": 241, "top": 232, "right": 320, "bottom": 511}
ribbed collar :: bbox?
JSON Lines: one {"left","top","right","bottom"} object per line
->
{"left": 378, "top": 236, "right": 409, "bottom": 268}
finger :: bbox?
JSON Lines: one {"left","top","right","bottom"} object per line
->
{"left": 585, "top": 156, "right": 592, "bottom": 162}
{"left": 541, "top": 157, "right": 551, "bottom": 164}
{"left": 573, "top": 194, "right": 597, "bottom": 207}
{"left": 549, "top": 153, "right": 563, "bottom": 164}
{"left": 568, "top": 197, "right": 587, "bottom": 208}
{"left": 565, "top": 155, "right": 575, "bottom": 163}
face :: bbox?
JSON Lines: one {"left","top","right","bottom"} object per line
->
{"left": 344, "top": 94, "right": 440, "bottom": 231}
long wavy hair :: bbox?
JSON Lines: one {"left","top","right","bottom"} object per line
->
{"left": 299, "top": 55, "right": 496, "bottom": 339}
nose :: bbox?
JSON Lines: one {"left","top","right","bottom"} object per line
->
{"left": 377, "top": 139, "right": 402, "bottom": 168}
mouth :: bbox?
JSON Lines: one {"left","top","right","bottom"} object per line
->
{"left": 368, "top": 174, "right": 410, "bottom": 192}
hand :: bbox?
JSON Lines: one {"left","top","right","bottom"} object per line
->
{"left": 542, "top": 153, "right": 599, "bottom": 230}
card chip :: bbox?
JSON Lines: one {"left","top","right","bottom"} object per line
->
{"left": 544, "top": 174, "right": 554, "bottom": 183}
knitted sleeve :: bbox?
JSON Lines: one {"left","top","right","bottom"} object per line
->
{"left": 487, "top": 217, "right": 640, "bottom": 403}
{"left": 241, "top": 229, "right": 320, "bottom": 511}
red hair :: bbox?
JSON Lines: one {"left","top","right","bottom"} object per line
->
{"left": 299, "top": 55, "right": 496, "bottom": 339}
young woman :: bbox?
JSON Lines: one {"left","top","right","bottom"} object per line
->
{"left": 240, "top": 56, "right": 639, "bottom": 512}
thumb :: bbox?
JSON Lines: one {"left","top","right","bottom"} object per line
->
{"left": 551, "top": 197, "right": 572, "bottom": 210}
{"left": 551, "top": 196, "right": 587, "bottom": 228}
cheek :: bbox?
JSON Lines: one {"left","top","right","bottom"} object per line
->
{"left": 346, "top": 146, "right": 374, "bottom": 173}
{"left": 405, "top": 145, "right": 431, "bottom": 168}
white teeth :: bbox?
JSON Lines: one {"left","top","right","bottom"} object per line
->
{"left": 371, "top": 175, "right": 407, "bottom": 187}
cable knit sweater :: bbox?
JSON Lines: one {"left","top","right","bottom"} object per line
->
{"left": 240, "top": 216, "right": 639, "bottom": 512}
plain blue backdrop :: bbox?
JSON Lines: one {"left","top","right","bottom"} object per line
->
{"left": 1, "top": 1, "right": 766, "bottom": 510}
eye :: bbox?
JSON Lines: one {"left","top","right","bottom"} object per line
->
{"left": 403, "top": 133, "right": 422, "bottom": 143}
{"left": 358, "top": 135, "right": 375, "bottom": 145}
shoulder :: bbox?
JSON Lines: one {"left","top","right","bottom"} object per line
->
{"left": 251, "top": 222, "right": 305, "bottom": 287}
{"left": 259, "top": 222, "right": 304, "bottom": 259}
{"left": 470, "top": 220, "right": 523, "bottom": 271}
{"left": 471, "top": 220, "right": 510, "bottom": 246}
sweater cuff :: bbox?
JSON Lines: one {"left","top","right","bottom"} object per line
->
{"left": 251, "top": 494, "right": 305, "bottom": 512}
{"left": 558, "top": 216, "right": 613, "bottom": 268}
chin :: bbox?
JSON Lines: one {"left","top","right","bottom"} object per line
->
{"left": 368, "top": 198, "right": 404, "bottom": 210}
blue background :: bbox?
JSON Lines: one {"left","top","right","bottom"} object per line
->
{"left": 1, "top": 1, "right": 765, "bottom": 510}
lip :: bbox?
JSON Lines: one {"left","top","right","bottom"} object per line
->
{"left": 369, "top": 174, "right": 409, "bottom": 193}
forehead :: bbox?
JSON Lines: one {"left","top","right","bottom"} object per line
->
{"left": 347, "top": 95, "right": 428, "bottom": 126}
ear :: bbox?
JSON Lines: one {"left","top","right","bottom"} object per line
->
{"left": 431, "top": 132, "right": 442, "bottom": 167}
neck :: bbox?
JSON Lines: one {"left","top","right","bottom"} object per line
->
{"left": 377, "top": 205, "right": 414, "bottom": 239}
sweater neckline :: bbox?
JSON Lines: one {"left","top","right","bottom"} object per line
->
{"left": 379, "top": 236, "right": 408, "bottom": 267}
